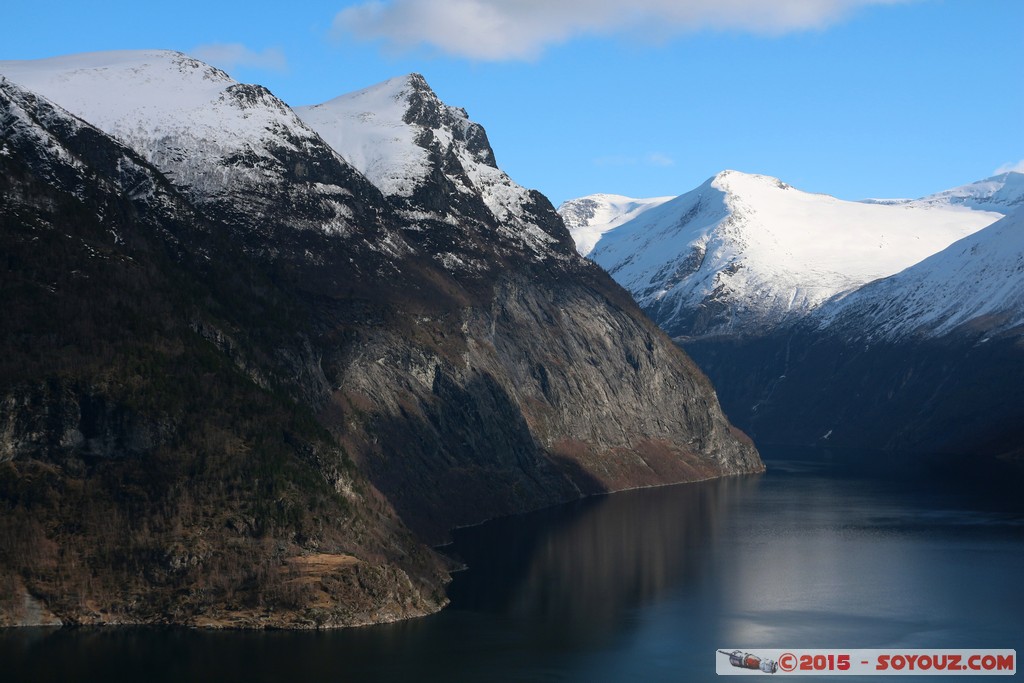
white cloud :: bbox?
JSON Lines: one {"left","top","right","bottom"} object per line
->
{"left": 333, "top": 0, "right": 907, "bottom": 60}
{"left": 190, "top": 43, "right": 288, "bottom": 73}
{"left": 994, "top": 159, "right": 1024, "bottom": 175}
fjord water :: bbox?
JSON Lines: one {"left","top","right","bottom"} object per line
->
{"left": 3, "top": 452, "right": 1022, "bottom": 682}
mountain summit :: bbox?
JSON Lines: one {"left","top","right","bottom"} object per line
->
{"left": 298, "top": 74, "right": 496, "bottom": 196}
{"left": 571, "top": 170, "right": 1004, "bottom": 338}
{"left": 297, "top": 74, "right": 572, "bottom": 261}
{"left": 0, "top": 49, "right": 385, "bottom": 238}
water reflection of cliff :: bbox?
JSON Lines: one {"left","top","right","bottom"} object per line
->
{"left": 448, "top": 474, "right": 761, "bottom": 641}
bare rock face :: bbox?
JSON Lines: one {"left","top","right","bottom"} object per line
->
{"left": 0, "top": 59, "right": 760, "bottom": 628}
{"left": 289, "top": 72, "right": 760, "bottom": 542}
{"left": 325, "top": 273, "right": 760, "bottom": 542}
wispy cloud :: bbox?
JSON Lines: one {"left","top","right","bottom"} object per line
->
{"left": 994, "top": 159, "right": 1024, "bottom": 174}
{"left": 594, "top": 152, "right": 676, "bottom": 168}
{"left": 646, "top": 152, "right": 675, "bottom": 167}
{"left": 190, "top": 43, "right": 288, "bottom": 73}
{"left": 333, "top": 0, "right": 907, "bottom": 60}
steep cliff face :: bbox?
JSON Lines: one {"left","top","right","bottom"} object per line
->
{"left": 325, "top": 273, "right": 759, "bottom": 542}
{"left": 0, "top": 77, "right": 447, "bottom": 628}
{"left": 295, "top": 71, "right": 760, "bottom": 541}
{"left": 1, "top": 55, "right": 761, "bottom": 628}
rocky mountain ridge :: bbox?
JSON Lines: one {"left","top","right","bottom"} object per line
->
{"left": 0, "top": 52, "right": 761, "bottom": 628}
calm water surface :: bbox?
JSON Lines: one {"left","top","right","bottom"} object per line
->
{"left": 3, "top": 454, "right": 1022, "bottom": 682}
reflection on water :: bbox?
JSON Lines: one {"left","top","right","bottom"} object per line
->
{"left": 449, "top": 476, "right": 757, "bottom": 643}
{"left": 2, "top": 456, "right": 1022, "bottom": 682}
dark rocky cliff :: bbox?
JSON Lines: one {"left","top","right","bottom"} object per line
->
{"left": 0, "top": 67, "right": 760, "bottom": 628}
{"left": 0, "top": 79, "right": 447, "bottom": 628}
{"left": 683, "top": 329, "right": 1024, "bottom": 479}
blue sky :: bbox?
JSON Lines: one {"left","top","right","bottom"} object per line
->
{"left": 5, "top": 0, "right": 1022, "bottom": 206}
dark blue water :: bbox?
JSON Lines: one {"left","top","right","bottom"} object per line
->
{"left": 3, "top": 455, "right": 1022, "bottom": 682}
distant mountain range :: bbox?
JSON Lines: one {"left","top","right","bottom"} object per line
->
{"left": 561, "top": 171, "right": 1024, "bottom": 471}
{"left": 0, "top": 51, "right": 760, "bottom": 628}
{"left": 561, "top": 170, "right": 1015, "bottom": 339}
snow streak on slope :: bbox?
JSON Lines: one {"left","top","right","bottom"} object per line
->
{"left": 297, "top": 74, "right": 560, "bottom": 259}
{"left": 558, "top": 194, "right": 673, "bottom": 256}
{"left": 0, "top": 50, "right": 361, "bottom": 234}
{"left": 816, "top": 206, "right": 1024, "bottom": 341}
{"left": 588, "top": 170, "right": 1003, "bottom": 337}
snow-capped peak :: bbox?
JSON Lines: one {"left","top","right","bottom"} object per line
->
{"left": 296, "top": 73, "right": 498, "bottom": 197}
{"left": 0, "top": 50, "right": 315, "bottom": 187}
{"left": 0, "top": 50, "right": 305, "bottom": 157}
{"left": 0, "top": 50, "right": 232, "bottom": 114}
{"left": 585, "top": 170, "right": 1004, "bottom": 338}
{"left": 0, "top": 49, "right": 370, "bottom": 236}
{"left": 297, "top": 74, "right": 443, "bottom": 198}
{"left": 297, "top": 73, "right": 561, "bottom": 258}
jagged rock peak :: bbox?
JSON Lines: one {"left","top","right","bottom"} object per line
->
{"left": 404, "top": 74, "right": 496, "bottom": 168}
{"left": 297, "top": 73, "right": 566, "bottom": 262}
{"left": 301, "top": 73, "right": 497, "bottom": 176}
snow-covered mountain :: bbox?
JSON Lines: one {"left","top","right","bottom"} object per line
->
{"left": 816, "top": 205, "right": 1024, "bottom": 341}
{"left": 579, "top": 170, "right": 1006, "bottom": 338}
{"left": 670, "top": 171, "right": 1024, "bottom": 462}
{"left": 0, "top": 50, "right": 379, "bottom": 237}
{"left": 558, "top": 193, "right": 672, "bottom": 256}
{"left": 297, "top": 74, "right": 490, "bottom": 199}
{"left": 296, "top": 74, "right": 569, "bottom": 261}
